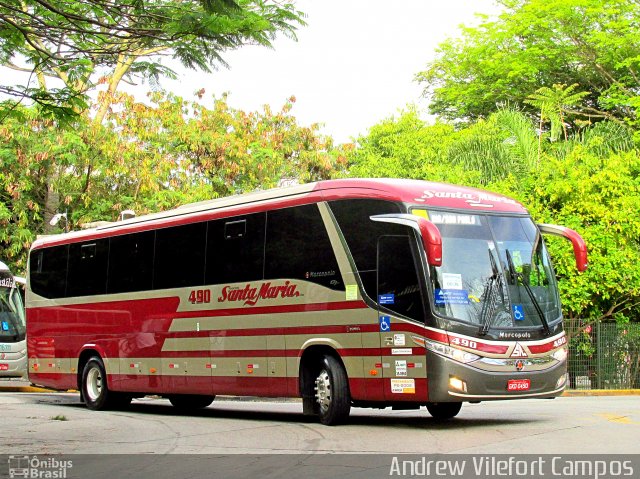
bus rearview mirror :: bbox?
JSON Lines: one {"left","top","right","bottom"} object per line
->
{"left": 538, "top": 223, "right": 588, "bottom": 272}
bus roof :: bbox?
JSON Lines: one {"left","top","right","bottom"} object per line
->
{"left": 31, "top": 178, "right": 527, "bottom": 249}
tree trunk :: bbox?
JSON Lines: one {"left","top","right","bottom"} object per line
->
{"left": 43, "top": 170, "right": 61, "bottom": 234}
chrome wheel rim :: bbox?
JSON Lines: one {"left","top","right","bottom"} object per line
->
{"left": 86, "top": 366, "right": 102, "bottom": 402}
{"left": 314, "top": 369, "right": 332, "bottom": 413}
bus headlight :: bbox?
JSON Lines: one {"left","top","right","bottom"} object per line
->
{"left": 425, "top": 340, "right": 480, "bottom": 364}
{"left": 551, "top": 347, "right": 568, "bottom": 363}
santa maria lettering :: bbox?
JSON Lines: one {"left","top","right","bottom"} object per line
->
{"left": 417, "top": 189, "right": 518, "bottom": 206}
{"left": 218, "top": 281, "right": 301, "bottom": 306}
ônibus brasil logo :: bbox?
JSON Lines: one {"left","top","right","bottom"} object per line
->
{"left": 218, "top": 281, "right": 301, "bottom": 306}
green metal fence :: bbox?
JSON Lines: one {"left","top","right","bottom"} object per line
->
{"left": 567, "top": 322, "right": 640, "bottom": 390}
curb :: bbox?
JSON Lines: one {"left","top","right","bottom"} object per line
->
{"left": 562, "top": 389, "right": 640, "bottom": 397}
{"left": 0, "top": 385, "right": 57, "bottom": 393}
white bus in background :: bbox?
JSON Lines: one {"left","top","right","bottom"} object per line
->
{"left": 0, "top": 261, "right": 27, "bottom": 378}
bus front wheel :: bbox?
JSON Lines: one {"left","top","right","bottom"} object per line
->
{"left": 426, "top": 402, "right": 462, "bottom": 420}
{"left": 81, "top": 356, "right": 130, "bottom": 410}
{"left": 314, "top": 355, "right": 350, "bottom": 426}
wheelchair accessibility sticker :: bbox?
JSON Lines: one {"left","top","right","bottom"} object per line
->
{"left": 512, "top": 304, "right": 525, "bottom": 321}
{"left": 379, "top": 315, "right": 391, "bottom": 332}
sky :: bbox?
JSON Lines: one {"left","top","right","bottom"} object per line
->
{"left": 162, "top": 0, "right": 502, "bottom": 144}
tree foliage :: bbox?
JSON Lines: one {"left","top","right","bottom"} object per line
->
{"left": 417, "top": 0, "right": 640, "bottom": 128}
{"left": 0, "top": 0, "right": 304, "bottom": 122}
{"left": 0, "top": 92, "right": 344, "bottom": 273}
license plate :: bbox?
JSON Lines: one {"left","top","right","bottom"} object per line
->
{"left": 507, "top": 379, "right": 530, "bottom": 391}
{"left": 0, "top": 364, "right": 8, "bottom": 371}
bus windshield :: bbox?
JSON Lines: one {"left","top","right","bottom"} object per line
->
{"left": 415, "top": 210, "right": 561, "bottom": 332}
{"left": 0, "top": 272, "right": 26, "bottom": 342}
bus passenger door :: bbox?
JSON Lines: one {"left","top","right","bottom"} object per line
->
{"left": 377, "top": 234, "right": 429, "bottom": 402}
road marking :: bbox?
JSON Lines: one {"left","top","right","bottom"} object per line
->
{"left": 596, "top": 413, "right": 639, "bottom": 425}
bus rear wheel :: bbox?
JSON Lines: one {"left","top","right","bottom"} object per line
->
{"left": 426, "top": 402, "right": 462, "bottom": 420}
{"left": 168, "top": 394, "right": 215, "bottom": 410}
{"left": 81, "top": 356, "right": 130, "bottom": 410}
{"left": 314, "top": 355, "right": 350, "bottom": 426}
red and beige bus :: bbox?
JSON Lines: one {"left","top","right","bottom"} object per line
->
{"left": 26, "top": 179, "right": 587, "bottom": 425}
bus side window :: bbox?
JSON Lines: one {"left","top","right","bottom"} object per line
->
{"left": 29, "top": 245, "right": 69, "bottom": 299}
{"left": 67, "top": 240, "right": 109, "bottom": 297}
{"left": 107, "top": 231, "right": 155, "bottom": 294}
{"left": 154, "top": 222, "right": 207, "bottom": 290}
{"left": 377, "top": 234, "right": 427, "bottom": 323}
{"left": 206, "top": 213, "right": 266, "bottom": 285}
{"left": 265, "top": 204, "right": 343, "bottom": 291}
{"left": 329, "top": 199, "right": 402, "bottom": 300}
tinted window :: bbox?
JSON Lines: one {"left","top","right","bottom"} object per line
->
{"left": 107, "top": 231, "right": 155, "bottom": 294}
{"left": 378, "top": 235, "right": 426, "bottom": 323}
{"left": 266, "top": 204, "right": 343, "bottom": 291}
{"left": 154, "top": 222, "right": 207, "bottom": 290}
{"left": 206, "top": 213, "right": 265, "bottom": 285}
{"left": 67, "top": 240, "right": 109, "bottom": 297}
{"left": 329, "top": 199, "right": 402, "bottom": 299}
{"left": 30, "top": 245, "right": 68, "bottom": 299}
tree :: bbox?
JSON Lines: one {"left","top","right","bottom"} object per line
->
{"left": 0, "top": 0, "right": 304, "bottom": 122}
{"left": 344, "top": 106, "right": 538, "bottom": 185}
{"left": 417, "top": 0, "right": 640, "bottom": 127}
{"left": 0, "top": 0, "right": 304, "bottom": 232}
{"left": 505, "top": 147, "right": 640, "bottom": 332}
{"left": 343, "top": 107, "right": 479, "bottom": 185}
{"left": 525, "top": 83, "right": 589, "bottom": 141}
{"left": 0, "top": 92, "right": 345, "bottom": 272}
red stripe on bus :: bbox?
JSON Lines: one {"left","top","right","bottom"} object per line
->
{"left": 528, "top": 342, "right": 561, "bottom": 354}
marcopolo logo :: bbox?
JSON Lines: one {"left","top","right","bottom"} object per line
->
{"left": 217, "top": 281, "right": 301, "bottom": 306}
{"left": 8, "top": 455, "right": 73, "bottom": 479}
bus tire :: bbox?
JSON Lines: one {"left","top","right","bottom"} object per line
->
{"left": 314, "top": 355, "right": 350, "bottom": 426}
{"left": 168, "top": 394, "right": 215, "bottom": 410}
{"left": 426, "top": 402, "right": 462, "bottom": 420}
{"left": 81, "top": 356, "right": 119, "bottom": 411}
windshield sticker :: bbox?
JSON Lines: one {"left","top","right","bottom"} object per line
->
{"left": 379, "top": 316, "right": 391, "bottom": 332}
{"left": 391, "top": 378, "right": 415, "bottom": 394}
{"left": 1, "top": 322, "right": 8, "bottom": 331}
{"left": 430, "top": 213, "right": 480, "bottom": 226}
{"left": 412, "top": 209, "right": 429, "bottom": 219}
{"left": 346, "top": 284, "right": 358, "bottom": 301}
{"left": 442, "top": 273, "right": 463, "bottom": 290}
{"left": 379, "top": 294, "right": 395, "bottom": 305}
{"left": 435, "top": 289, "right": 470, "bottom": 306}
{"left": 513, "top": 304, "right": 525, "bottom": 321}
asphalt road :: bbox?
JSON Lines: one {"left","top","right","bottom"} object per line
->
{"left": 1, "top": 392, "right": 638, "bottom": 455}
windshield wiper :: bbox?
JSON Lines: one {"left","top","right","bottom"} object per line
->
{"left": 506, "top": 249, "right": 551, "bottom": 336}
{"left": 478, "top": 249, "right": 504, "bottom": 336}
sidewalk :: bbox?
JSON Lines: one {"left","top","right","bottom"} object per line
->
{"left": 562, "top": 389, "right": 640, "bottom": 396}
{"left": 0, "top": 377, "right": 55, "bottom": 393}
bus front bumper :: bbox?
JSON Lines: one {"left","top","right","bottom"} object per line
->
{"left": 426, "top": 351, "right": 567, "bottom": 402}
